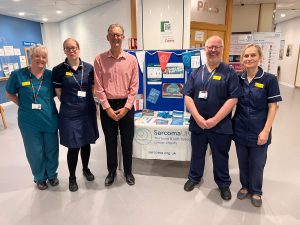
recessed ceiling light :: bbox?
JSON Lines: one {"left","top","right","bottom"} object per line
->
{"left": 281, "top": 14, "right": 286, "bottom": 17}
{"left": 56, "top": 10, "right": 62, "bottom": 14}
{"left": 18, "top": 12, "right": 25, "bottom": 16}
{"left": 42, "top": 18, "right": 48, "bottom": 22}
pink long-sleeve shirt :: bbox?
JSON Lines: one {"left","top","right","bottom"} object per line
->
{"left": 94, "top": 50, "right": 139, "bottom": 110}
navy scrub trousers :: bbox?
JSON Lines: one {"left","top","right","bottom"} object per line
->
{"left": 189, "top": 131, "right": 232, "bottom": 187}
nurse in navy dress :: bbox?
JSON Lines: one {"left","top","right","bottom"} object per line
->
{"left": 52, "top": 38, "right": 99, "bottom": 192}
{"left": 233, "top": 44, "right": 282, "bottom": 207}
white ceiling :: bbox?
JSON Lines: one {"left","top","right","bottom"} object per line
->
{"left": 233, "top": 0, "right": 300, "bottom": 24}
{"left": 0, "top": 0, "right": 112, "bottom": 23}
{"left": 0, "top": 0, "right": 299, "bottom": 24}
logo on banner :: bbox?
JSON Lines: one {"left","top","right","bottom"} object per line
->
{"left": 182, "top": 52, "right": 192, "bottom": 68}
{"left": 135, "top": 128, "right": 152, "bottom": 145}
{"left": 158, "top": 51, "right": 172, "bottom": 73}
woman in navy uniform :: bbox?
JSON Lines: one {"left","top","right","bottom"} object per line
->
{"left": 233, "top": 44, "right": 282, "bottom": 207}
{"left": 52, "top": 38, "right": 99, "bottom": 192}
{"left": 6, "top": 44, "right": 59, "bottom": 190}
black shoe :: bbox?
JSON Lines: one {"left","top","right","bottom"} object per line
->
{"left": 219, "top": 187, "right": 232, "bottom": 200}
{"left": 251, "top": 194, "right": 262, "bottom": 207}
{"left": 184, "top": 179, "right": 197, "bottom": 192}
{"left": 125, "top": 173, "right": 135, "bottom": 186}
{"left": 49, "top": 178, "right": 59, "bottom": 186}
{"left": 37, "top": 181, "right": 48, "bottom": 190}
{"left": 83, "top": 168, "right": 95, "bottom": 181}
{"left": 69, "top": 177, "right": 78, "bottom": 192}
{"left": 105, "top": 172, "right": 116, "bottom": 186}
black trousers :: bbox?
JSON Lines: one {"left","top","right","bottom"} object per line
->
{"left": 100, "top": 99, "right": 134, "bottom": 175}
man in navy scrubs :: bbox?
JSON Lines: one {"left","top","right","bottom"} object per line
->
{"left": 183, "top": 36, "right": 242, "bottom": 200}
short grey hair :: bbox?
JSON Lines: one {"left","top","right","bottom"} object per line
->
{"left": 205, "top": 35, "right": 224, "bottom": 47}
{"left": 107, "top": 24, "right": 124, "bottom": 35}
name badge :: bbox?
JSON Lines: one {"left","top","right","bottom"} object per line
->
{"left": 22, "top": 81, "right": 31, "bottom": 86}
{"left": 199, "top": 91, "right": 208, "bottom": 99}
{"left": 77, "top": 91, "right": 86, "bottom": 97}
{"left": 213, "top": 75, "right": 221, "bottom": 80}
{"left": 32, "top": 103, "right": 42, "bottom": 110}
{"left": 65, "top": 71, "right": 72, "bottom": 76}
{"left": 255, "top": 82, "right": 264, "bottom": 88}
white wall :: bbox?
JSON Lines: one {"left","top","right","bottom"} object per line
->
{"left": 41, "top": 23, "right": 64, "bottom": 69}
{"left": 43, "top": 0, "right": 131, "bottom": 67}
{"left": 276, "top": 18, "right": 300, "bottom": 87}
{"left": 258, "top": 4, "right": 275, "bottom": 32}
{"left": 232, "top": 5, "right": 260, "bottom": 32}
{"left": 142, "top": 0, "right": 184, "bottom": 50}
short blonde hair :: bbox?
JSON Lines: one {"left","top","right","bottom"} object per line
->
{"left": 29, "top": 44, "right": 48, "bottom": 58}
{"left": 240, "top": 44, "right": 262, "bottom": 64}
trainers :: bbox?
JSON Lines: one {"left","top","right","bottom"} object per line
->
{"left": 49, "top": 178, "right": 59, "bottom": 186}
{"left": 184, "top": 179, "right": 197, "bottom": 192}
{"left": 251, "top": 194, "right": 262, "bottom": 207}
{"left": 237, "top": 188, "right": 248, "bottom": 200}
{"left": 83, "top": 168, "right": 95, "bottom": 181}
{"left": 37, "top": 181, "right": 48, "bottom": 190}
{"left": 69, "top": 177, "right": 78, "bottom": 192}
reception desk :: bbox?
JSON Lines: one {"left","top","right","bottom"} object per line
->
{"left": 133, "top": 114, "right": 191, "bottom": 161}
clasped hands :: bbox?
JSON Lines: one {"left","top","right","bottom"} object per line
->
{"left": 106, "top": 107, "right": 129, "bottom": 121}
{"left": 196, "top": 116, "right": 218, "bottom": 130}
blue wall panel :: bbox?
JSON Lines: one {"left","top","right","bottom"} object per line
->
{"left": 0, "top": 14, "right": 43, "bottom": 103}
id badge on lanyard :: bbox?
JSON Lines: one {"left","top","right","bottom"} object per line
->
{"left": 32, "top": 103, "right": 42, "bottom": 110}
{"left": 199, "top": 91, "right": 208, "bottom": 99}
{"left": 72, "top": 64, "right": 86, "bottom": 97}
{"left": 77, "top": 90, "right": 86, "bottom": 97}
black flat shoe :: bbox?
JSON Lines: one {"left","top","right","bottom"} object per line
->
{"left": 69, "top": 177, "right": 78, "bottom": 192}
{"left": 125, "top": 173, "right": 135, "bottom": 186}
{"left": 49, "top": 178, "right": 59, "bottom": 186}
{"left": 83, "top": 168, "right": 95, "bottom": 181}
{"left": 184, "top": 179, "right": 197, "bottom": 192}
{"left": 105, "top": 172, "right": 116, "bottom": 186}
{"left": 237, "top": 188, "right": 248, "bottom": 200}
{"left": 251, "top": 195, "right": 262, "bottom": 207}
{"left": 219, "top": 187, "right": 232, "bottom": 200}
{"left": 37, "top": 181, "right": 48, "bottom": 190}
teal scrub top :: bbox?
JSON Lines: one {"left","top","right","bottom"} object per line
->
{"left": 6, "top": 67, "right": 58, "bottom": 132}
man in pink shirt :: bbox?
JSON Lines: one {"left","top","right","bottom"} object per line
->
{"left": 94, "top": 24, "right": 139, "bottom": 186}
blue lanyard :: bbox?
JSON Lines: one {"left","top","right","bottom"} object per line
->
{"left": 29, "top": 70, "right": 44, "bottom": 103}
{"left": 71, "top": 64, "right": 84, "bottom": 90}
{"left": 201, "top": 65, "right": 216, "bottom": 91}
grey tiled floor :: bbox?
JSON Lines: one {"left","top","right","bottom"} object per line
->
{"left": 0, "top": 84, "right": 299, "bottom": 225}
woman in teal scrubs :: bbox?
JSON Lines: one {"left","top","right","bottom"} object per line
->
{"left": 6, "top": 44, "right": 59, "bottom": 190}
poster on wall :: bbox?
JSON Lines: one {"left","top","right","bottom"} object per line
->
{"left": 230, "top": 32, "right": 281, "bottom": 75}
{"left": 162, "top": 63, "right": 184, "bottom": 79}
{"left": 279, "top": 40, "right": 285, "bottom": 60}
{"left": 147, "top": 64, "right": 162, "bottom": 84}
{"left": 162, "top": 83, "right": 183, "bottom": 98}
{"left": 0, "top": 49, "right": 4, "bottom": 56}
{"left": 286, "top": 44, "right": 293, "bottom": 57}
{"left": 160, "top": 21, "right": 175, "bottom": 44}
{"left": 3, "top": 46, "right": 14, "bottom": 56}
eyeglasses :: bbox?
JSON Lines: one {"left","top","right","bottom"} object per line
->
{"left": 108, "top": 33, "right": 124, "bottom": 38}
{"left": 205, "top": 45, "right": 223, "bottom": 50}
{"left": 64, "top": 47, "right": 78, "bottom": 52}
